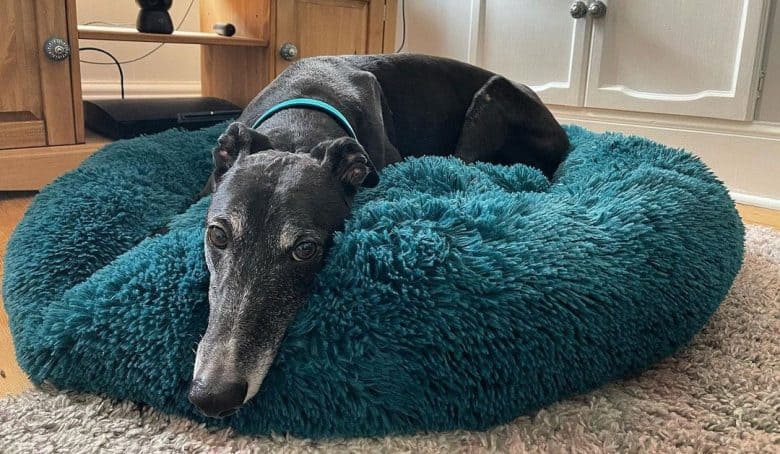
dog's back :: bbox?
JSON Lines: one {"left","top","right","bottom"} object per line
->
{"left": 342, "top": 54, "right": 498, "bottom": 156}
{"left": 240, "top": 54, "right": 500, "bottom": 157}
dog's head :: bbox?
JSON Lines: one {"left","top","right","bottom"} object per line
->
{"left": 188, "top": 122, "right": 378, "bottom": 418}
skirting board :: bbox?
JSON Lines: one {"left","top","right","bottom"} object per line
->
{"left": 730, "top": 192, "right": 780, "bottom": 211}
{"left": 552, "top": 106, "right": 780, "bottom": 209}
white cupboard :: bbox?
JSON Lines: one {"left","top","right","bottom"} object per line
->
{"left": 402, "top": 0, "right": 771, "bottom": 121}
{"left": 583, "top": 0, "right": 767, "bottom": 120}
{"left": 476, "top": 0, "right": 591, "bottom": 106}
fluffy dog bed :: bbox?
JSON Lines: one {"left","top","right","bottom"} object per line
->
{"left": 2, "top": 124, "right": 744, "bottom": 438}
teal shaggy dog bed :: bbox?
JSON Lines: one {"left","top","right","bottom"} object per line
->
{"left": 3, "top": 124, "right": 744, "bottom": 438}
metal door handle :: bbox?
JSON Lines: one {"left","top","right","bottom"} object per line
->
{"left": 588, "top": 1, "right": 607, "bottom": 18}
{"left": 570, "top": 1, "right": 588, "bottom": 19}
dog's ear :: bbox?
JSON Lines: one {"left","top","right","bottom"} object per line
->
{"left": 316, "top": 137, "right": 379, "bottom": 190}
{"left": 213, "top": 122, "right": 273, "bottom": 184}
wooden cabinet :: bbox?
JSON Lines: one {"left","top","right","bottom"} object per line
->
{"left": 1, "top": 0, "right": 395, "bottom": 190}
{"left": 0, "top": 0, "right": 83, "bottom": 150}
{"left": 201, "top": 0, "right": 395, "bottom": 106}
{"left": 274, "top": 0, "right": 389, "bottom": 74}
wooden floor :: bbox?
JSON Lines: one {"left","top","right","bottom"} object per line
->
{"left": 0, "top": 192, "right": 35, "bottom": 396}
{"left": 1, "top": 193, "right": 779, "bottom": 397}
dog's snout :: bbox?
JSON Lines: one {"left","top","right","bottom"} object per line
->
{"left": 188, "top": 379, "right": 248, "bottom": 418}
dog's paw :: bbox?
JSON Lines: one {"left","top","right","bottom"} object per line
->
{"left": 216, "top": 122, "right": 244, "bottom": 157}
{"left": 218, "top": 122, "right": 272, "bottom": 158}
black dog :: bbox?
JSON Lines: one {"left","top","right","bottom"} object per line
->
{"left": 189, "top": 54, "right": 569, "bottom": 418}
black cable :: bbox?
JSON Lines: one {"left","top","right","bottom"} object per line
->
{"left": 79, "top": 0, "right": 196, "bottom": 65}
{"left": 395, "top": 0, "right": 406, "bottom": 53}
{"left": 81, "top": 42, "right": 166, "bottom": 66}
{"left": 79, "top": 47, "right": 125, "bottom": 99}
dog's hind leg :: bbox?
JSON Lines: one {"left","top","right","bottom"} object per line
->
{"left": 454, "top": 75, "right": 569, "bottom": 179}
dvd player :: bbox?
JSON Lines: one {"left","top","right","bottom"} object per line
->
{"left": 84, "top": 96, "right": 241, "bottom": 140}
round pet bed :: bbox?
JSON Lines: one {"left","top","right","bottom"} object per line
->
{"left": 2, "top": 124, "right": 744, "bottom": 438}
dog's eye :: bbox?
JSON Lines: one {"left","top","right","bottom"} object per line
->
{"left": 292, "top": 241, "right": 318, "bottom": 261}
{"left": 207, "top": 226, "right": 229, "bottom": 249}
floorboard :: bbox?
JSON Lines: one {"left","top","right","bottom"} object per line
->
{"left": 0, "top": 192, "right": 34, "bottom": 396}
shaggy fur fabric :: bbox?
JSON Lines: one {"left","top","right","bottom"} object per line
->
{"left": 3, "top": 125, "right": 744, "bottom": 437}
{"left": 1, "top": 225, "right": 775, "bottom": 453}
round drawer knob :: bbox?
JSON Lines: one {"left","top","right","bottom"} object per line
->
{"left": 570, "top": 1, "right": 588, "bottom": 19}
{"left": 588, "top": 1, "right": 607, "bottom": 18}
{"left": 43, "top": 37, "right": 71, "bottom": 61}
{"left": 279, "top": 42, "right": 298, "bottom": 61}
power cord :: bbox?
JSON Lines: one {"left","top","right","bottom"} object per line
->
{"left": 78, "top": 47, "right": 125, "bottom": 98}
{"left": 79, "top": 0, "right": 196, "bottom": 65}
{"left": 395, "top": 0, "right": 406, "bottom": 53}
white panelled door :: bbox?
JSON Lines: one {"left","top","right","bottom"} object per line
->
{"left": 399, "top": 0, "right": 769, "bottom": 120}
{"left": 475, "top": 0, "right": 591, "bottom": 106}
{"left": 585, "top": 0, "right": 768, "bottom": 120}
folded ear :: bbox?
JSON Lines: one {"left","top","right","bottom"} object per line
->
{"left": 316, "top": 137, "right": 379, "bottom": 190}
{"left": 213, "top": 121, "right": 273, "bottom": 183}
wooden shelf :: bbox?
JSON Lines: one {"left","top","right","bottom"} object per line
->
{"left": 77, "top": 25, "right": 268, "bottom": 47}
{"left": 0, "top": 130, "right": 111, "bottom": 191}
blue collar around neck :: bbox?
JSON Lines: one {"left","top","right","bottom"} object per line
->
{"left": 250, "top": 98, "right": 358, "bottom": 140}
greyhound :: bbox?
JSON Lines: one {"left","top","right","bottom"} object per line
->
{"left": 188, "top": 54, "right": 569, "bottom": 418}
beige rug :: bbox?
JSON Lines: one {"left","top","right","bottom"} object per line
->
{"left": 1, "top": 225, "right": 778, "bottom": 453}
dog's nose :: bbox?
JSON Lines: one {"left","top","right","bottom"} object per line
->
{"left": 188, "top": 379, "right": 248, "bottom": 418}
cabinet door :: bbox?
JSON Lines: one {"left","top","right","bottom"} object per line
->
{"left": 0, "top": 0, "right": 80, "bottom": 150}
{"left": 585, "top": 0, "right": 768, "bottom": 120}
{"left": 274, "top": 0, "right": 388, "bottom": 75}
{"left": 475, "top": 0, "right": 591, "bottom": 106}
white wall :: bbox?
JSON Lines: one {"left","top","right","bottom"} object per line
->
{"left": 77, "top": 0, "right": 201, "bottom": 98}
{"left": 395, "top": 0, "right": 471, "bottom": 60}
{"left": 757, "top": 0, "right": 780, "bottom": 122}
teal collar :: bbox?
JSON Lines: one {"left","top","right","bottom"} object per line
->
{"left": 250, "top": 98, "right": 358, "bottom": 140}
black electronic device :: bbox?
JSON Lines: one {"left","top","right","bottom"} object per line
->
{"left": 84, "top": 97, "right": 241, "bottom": 140}
{"left": 136, "top": 0, "right": 174, "bottom": 34}
{"left": 213, "top": 23, "right": 236, "bottom": 37}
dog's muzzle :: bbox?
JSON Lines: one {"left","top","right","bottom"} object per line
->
{"left": 188, "top": 379, "right": 248, "bottom": 418}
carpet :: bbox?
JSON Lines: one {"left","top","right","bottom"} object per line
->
{"left": 1, "top": 224, "right": 776, "bottom": 453}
